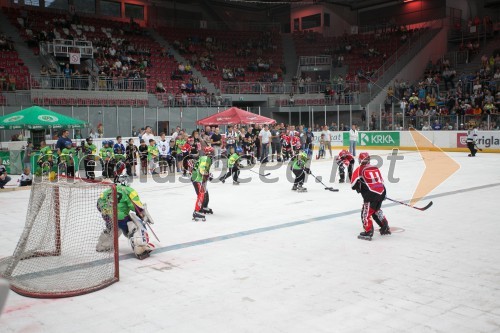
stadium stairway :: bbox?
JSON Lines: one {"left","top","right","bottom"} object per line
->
{"left": 281, "top": 33, "right": 297, "bottom": 81}
{"left": 362, "top": 26, "right": 443, "bottom": 106}
{"left": 439, "top": 37, "right": 500, "bottom": 93}
{"left": 148, "top": 28, "right": 218, "bottom": 95}
{"left": 0, "top": 9, "right": 41, "bottom": 80}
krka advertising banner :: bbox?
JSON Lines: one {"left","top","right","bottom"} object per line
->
{"left": 343, "top": 132, "right": 400, "bottom": 146}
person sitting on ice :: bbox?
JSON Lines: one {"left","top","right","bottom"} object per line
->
{"left": 19, "top": 167, "right": 33, "bottom": 187}
{"left": 96, "top": 175, "right": 155, "bottom": 260}
{"left": 0, "top": 157, "right": 11, "bottom": 189}
{"left": 335, "top": 149, "right": 354, "bottom": 183}
{"left": 290, "top": 151, "right": 311, "bottom": 192}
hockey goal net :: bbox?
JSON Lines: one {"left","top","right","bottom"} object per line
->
{"left": 0, "top": 180, "right": 119, "bottom": 298}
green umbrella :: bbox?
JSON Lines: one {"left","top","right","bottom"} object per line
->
{"left": 0, "top": 106, "right": 87, "bottom": 130}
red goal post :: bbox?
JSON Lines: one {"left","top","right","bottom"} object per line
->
{"left": 0, "top": 180, "right": 119, "bottom": 298}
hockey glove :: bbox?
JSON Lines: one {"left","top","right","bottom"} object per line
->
{"left": 304, "top": 167, "right": 311, "bottom": 174}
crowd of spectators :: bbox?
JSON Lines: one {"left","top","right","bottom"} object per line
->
{"left": 373, "top": 47, "right": 500, "bottom": 131}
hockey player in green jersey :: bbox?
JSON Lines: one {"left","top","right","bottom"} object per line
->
{"left": 96, "top": 176, "right": 155, "bottom": 259}
{"left": 82, "top": 137, "right": 97, "bottom": 179}
{"left": 60, "top": 141, "right": 76, "bottom": 177}
{"left": 37, "top": 140, "right": 56, "bottom": 175}
{"left": 219, "top": 146, "right": 242, "bottom": 185}
{"left": 191, "top": 146, "right": 214, "bottom": 221}
{"left": 291, "top": 150, "right": 311, "bottom": 192}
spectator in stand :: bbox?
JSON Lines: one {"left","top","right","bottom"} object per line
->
{"left": 270, "top": 124, "right": 282, "bottom": 162}
{"left": 55, "top": 129, "right": 72, "bottom": 154}
{"left": 156, "top": 81, "right": 166, "bottom": 93}
{"left": 8, "top": 74, "right": 16, "bottom": 91}
{"left": 421, "top": 121, "right": 432, "bottom": 131}
{"left": 23, "top": 139, "right": 33, "bottom": 169}
{"left": 63, "top": 63, "right": 72, "bottom": 89}
{"left": 225, "top": 125, "right": 237, "bottom": 154}
{"left": 259, "top": 124, "right": 272, "bottom": 163}
{"left": 211, "top": 127, "right": 222, "bottom": 169}
{"left": 321, "top": 125, "right": 333, "bottom": 158}
{"left": 141, "top": 126, "right": 155, "bottom": 143}
{"left": 432, "top": 120, "right": 442, "bottom": 131}
{"left": 114, "top": 136, "right": 125, "bottom": 154}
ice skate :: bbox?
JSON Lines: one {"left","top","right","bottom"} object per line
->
{"left": 201, "top": 207, "right": 213, "bottom": 215}
{"left": 358, "top": 230, "right": 374, "bottom": 241}
{"left": 339, "top": 179, "right": 345, "bottom": 183}
{"left": 233, "top": 180, "right": 240, "bottom": 185}
{"left": 219, "top": 176, "right": 226, "bottom": 184}
{"left": 380, "top": 220, "right": 391, "bottom": 235}
{"left": 291, "top": 184, "right": 298, "bottom": 191}
{"left": 192, "top": 211, "right": 206, "bottom": 221}
{"left": 136, "top": 251, "right": 151, "bottom": 260}
{"left": 297, "top": 185, "right": 307, "bottom": 192}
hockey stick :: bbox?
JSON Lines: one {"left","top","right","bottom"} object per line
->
{"left": 144, "top": 220, "right": 160, "bottom": 242}
{"left": 474, "top": 144, "right": 483, "bottom": 152}
{"left": 248, "top": 169, "right": 271, "bottom": 177}
{"left": 142, "top": 203, "right": 160, "bottom": 242}
{"left": 386, "top": 197, "right": 433, "bottom": 211}
{"left": 309, "top": 172, "right": 339, "bottom": 192}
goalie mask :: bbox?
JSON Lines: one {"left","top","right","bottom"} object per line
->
{"left": 116, "top": 174, "right": 129, "bottom": 186}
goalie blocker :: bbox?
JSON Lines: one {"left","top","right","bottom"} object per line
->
{"left": 97, "top": 177, "right": 155, "bottom": 259}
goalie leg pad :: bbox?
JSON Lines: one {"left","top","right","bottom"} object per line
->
{"left": 96, "top": 228, "right": 123, "bottom": 252}
{"left": 128, "top": 213, "right": 155, "bottom": 259}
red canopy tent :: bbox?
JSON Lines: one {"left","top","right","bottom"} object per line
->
{"left": 196, "top": 107, "right": 276, "bottom": 125}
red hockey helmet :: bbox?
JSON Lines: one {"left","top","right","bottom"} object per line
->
{"left": 204, "top": 146, "right": 215, "bottom": 156}
{"left": 181, "top": 143, "right": 191, "bottom": 153}
{"left": 187, "top": 136, "right": 194, "bottom": 145}
{"left": 358, "top": 152, "right": 370, "bottom": 165}
{"left": 339, "top": 149, "right": 348, "bottom": 158}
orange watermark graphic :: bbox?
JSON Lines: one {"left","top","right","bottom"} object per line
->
{"left": 409, "top": 129, "right": 460, "bottom": 206}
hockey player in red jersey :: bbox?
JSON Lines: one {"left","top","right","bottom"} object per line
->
{"left": 335, "top": 149, "right": 354, "bottom": 183}
{"left": 281, "top": 134, "right": 292, "bottom": 161}
{"left": 351, "top": 152, "right": 391, "bottom": 240}
{"left": 291, "top": 131, "right": 301, "bottom": 156}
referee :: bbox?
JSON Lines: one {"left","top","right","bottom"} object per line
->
{"left": 466, "top": 124, "right": 478, "bottom": 157}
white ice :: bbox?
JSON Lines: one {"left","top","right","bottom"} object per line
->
{"left": 1, "top": 150, "right": 500, "bottom": 333}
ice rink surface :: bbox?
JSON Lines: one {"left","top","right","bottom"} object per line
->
{"left": 1, "top": 150, "right": 500, "bottom": 333}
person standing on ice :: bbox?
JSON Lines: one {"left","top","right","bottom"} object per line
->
{"left": 349, "top": 124, "right": 358, "bottom": 156}
{"left": 191, "top": 146, "right": 214, "bottom": 221}
{"left": 290, "top": 151, "right": 311, "bottom": 192}
{"left": 335, "top": 149, "right": 354, "bottom": 183}
{"left": 96, "top": 176, "right": 155, "bottom": 259}
{"left": 466, "top": 124, "right": 478, "bottom": 157}
{"left": 351, "top": 152, "right": 391, "bottom": 241}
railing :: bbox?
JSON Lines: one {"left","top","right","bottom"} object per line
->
{"left": 273, "top": 93, "right": 361, "bottom": 107}
{"left": 155, "top": 93, "right": 233, "bottom": 107}
{"left": 30, "top": 75, "right": 147, "bottom": 92}
{"left": 444, "top": 50, "right": 469, "bottom": 68}
{"left": 0, "top": 75, "right": 31, "bottom": 91}
{"left": 43, "top": 39, "right": 93, "bottom": 58}
{"left": 299, "top": 56, "right": 331, "bottom": 66}
{"left": 219, "top": 81, "right": 367, "bottom": 95}
{"left": 363, "top": 103, "right": 500, "bottom": 131}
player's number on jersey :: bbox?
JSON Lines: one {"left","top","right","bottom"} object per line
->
{"left": 363, "top": 169, "right": 383, "bottom": 184}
